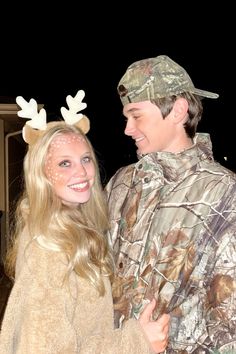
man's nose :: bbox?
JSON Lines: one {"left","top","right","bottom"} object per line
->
{"left": 124, "top": 119, "right": 136, "bottom": 136}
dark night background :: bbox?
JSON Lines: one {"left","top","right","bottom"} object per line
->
{"left": 0, "top": 2, "right": 235, "bottom": 326}
{"left": 1, "top": 3, "right": 235, "bottom": 185}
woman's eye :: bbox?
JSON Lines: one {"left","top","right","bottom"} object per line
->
{"left": 59, "top": 160, "right": 70, "bottom": 167}
{"left": 82, "top": 156, "right": 92, "bottom": 164}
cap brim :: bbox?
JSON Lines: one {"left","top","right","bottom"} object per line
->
{"left": 191, "top": 88, "right": 219, "bottom": 99}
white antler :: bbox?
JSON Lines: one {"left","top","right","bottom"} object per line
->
{"left": 60, "top": 90, "right": 87, "bottom": 125}
{"left": 16, "top": 96, "right": 47, "bottom": 130}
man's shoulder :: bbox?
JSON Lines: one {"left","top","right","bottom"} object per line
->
{"left": 105, "top": 163, "right": 136, "bottom": 194}
{"left": 108, "top": 163, "right": 135, "bottom": 183}
{"left": 208, "top": 160, "right": 236, "bottom": 180}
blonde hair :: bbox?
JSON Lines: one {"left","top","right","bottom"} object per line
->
{"left": 5, "top": 122, "right": 113, "bottom": 295}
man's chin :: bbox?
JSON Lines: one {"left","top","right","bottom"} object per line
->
{"left": 137, "top": 148, "right": 148, "bottom": 157}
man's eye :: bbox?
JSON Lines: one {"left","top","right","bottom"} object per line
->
{"left": 59, "top": 160, "right": 70, "bottom": 167}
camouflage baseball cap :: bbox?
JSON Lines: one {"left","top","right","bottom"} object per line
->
{"left": 118, "top": 55, "right": 219, "bottom": 105}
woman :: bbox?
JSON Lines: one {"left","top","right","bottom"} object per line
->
{"left": 0, "top": 92, "right": 169, "bottom": 353}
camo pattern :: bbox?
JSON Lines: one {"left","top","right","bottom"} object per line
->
{"left": 118, "top": 55, "right": 219, "bottom": 105}
{"left": 105, "top": 133, "right": 236, "bottom": 353}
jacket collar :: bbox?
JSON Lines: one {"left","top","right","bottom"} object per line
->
{"left": 135, "top": 133, "right": 213, "bottom": 182}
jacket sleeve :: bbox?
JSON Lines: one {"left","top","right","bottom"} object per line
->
{"left": 79, "top": 319, "right": 153, "bottom": 354}
{"left": 203, "top": 229, "right": 236, "bottom": 352}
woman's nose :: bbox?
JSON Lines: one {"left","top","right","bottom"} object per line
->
{"left": 75, "top": 164, "right": 86, "bottom": 177}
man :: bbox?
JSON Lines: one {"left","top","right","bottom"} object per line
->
{"left": 105, "top": 55, "right": 236, "bottom": 353}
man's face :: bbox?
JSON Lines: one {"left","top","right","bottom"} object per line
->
{"left": 123, "top": 100, "right": 177, "bottom": 155}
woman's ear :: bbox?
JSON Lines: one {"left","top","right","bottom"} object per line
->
{"left": 172, "top": 98, "right": 189, "bottom": 124}
{"left": 75, "top": 115, "right": 90, "bottom": 134}
{"left": 23, "top": 125, "right": 42, "bottom": 145}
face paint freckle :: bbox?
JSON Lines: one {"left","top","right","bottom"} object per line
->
{"left": 44, "top": 132, "right": 95, "bottom": 205}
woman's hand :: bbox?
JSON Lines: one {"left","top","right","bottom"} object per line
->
{"left": 139, "top": 299, "right": 170, "bottom": 353}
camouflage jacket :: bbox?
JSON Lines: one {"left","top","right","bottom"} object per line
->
{"left": 105, "top": 133, "right": 236, "bottom": 353}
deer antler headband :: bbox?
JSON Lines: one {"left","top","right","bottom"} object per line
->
{"left": 16, "top": 89, "right": 90, "bottom": 145}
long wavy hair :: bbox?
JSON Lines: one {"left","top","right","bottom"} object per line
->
{"left": 5, "top": 123, "right": 114, "bottom": 295}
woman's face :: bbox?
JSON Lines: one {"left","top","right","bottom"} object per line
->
{"left": 45, "top": 133, "right": 96, "bottom": 206}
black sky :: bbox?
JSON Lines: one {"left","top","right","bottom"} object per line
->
{"left": 1, "top": 3, "right": 235, "bottom": 183}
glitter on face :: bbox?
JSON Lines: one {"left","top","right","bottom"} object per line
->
{"left": 45, "top": 133, "right": 96, "bottom": 205}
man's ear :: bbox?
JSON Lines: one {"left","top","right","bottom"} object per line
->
{"left": 172, "top": 98, "right": 189, "bottom": 124}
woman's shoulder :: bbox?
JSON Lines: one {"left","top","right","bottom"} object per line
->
{"left": 16, "top": 233, "right": 68, "bottom": 289}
